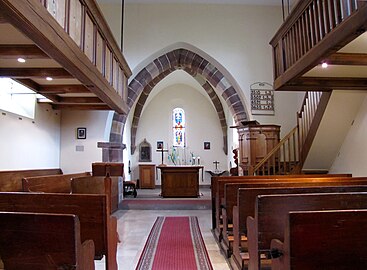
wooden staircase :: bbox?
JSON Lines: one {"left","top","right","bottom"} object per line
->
{"left": 252, "top": 91, "right": 331, "bottom": 175}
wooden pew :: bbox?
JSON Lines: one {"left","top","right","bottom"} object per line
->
{"left": 270, "top": 209, "right": 367, "bottom": 270}
{"left": 0, "top": 212, "right": 95, "bottom": 270}
{"left": 222, "top": 177, "right": 367, "bottom": 257}
{"left": 0, "top": 189, "right": 118, "bottom": 270}
{"left": 247, "top": 192, "right": 367, "bottom": 270}
{"left": 0, "top": 168, "right": 62, "bottom": 191}
{"left": 22, "top": 172, "right": 118, "bottom": 214}
{"left": 91, "top": 162, "right": 123, "bottom": 213}
{"left": 231, "top": 185, "right": 367, "bottom": 270}
{"left": 72, "top": 175, "right": 119, "bottom": 214}
{"left": 215, "top": 175, "right": 354, "bottom": 245}
{"left": 211, "top": 174, "right": 351, "bottom": 232}
{"left": 22, "top": 172, "right": 91, "bottom": 193}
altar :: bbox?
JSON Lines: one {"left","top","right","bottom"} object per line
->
{"left": 157, "top": 165, "right": 203, "bottom": 198}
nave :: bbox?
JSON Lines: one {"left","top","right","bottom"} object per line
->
{"left": 100, "top": 187, "right": 230, "bottom": 270}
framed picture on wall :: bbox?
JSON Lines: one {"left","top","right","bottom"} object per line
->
{"left": 77, "top": 127, "right": 87, "bottom": 139}
{"left": 204, "top": 141, "right": 210, "bottom": 150}
{"left": 157, "top": 141, "right": 164, "bottom": 150}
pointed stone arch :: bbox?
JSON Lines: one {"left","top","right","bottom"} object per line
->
{"left": 106, "top": 47, "right": 249, "bottom": 162}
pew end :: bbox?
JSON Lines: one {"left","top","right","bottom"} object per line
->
{"left": 269, "top": 239, "right": 285, "bottom": 270}
{"left": 251, "top": 192, "right": 367, "bottom": 270}
{"left": 271, "top": 210, "right": 367, "bottom": 270}
{"left": 0, "top": 192, "right": 118, "bottom": 270}
{"left": 71, "top": 175, "right": 119, "bottom": 214}
{"left": 0, "top": 211, "right": 95, "bottom": 270}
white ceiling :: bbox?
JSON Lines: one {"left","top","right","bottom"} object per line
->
{"left": 100, "top": 0, "right": 282, "bottom": 5}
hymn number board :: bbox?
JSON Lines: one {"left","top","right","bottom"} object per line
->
{"left": 250, "top": 82, "right": 275, "bottom": 115}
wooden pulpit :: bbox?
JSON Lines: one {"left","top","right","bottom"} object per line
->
{"left": 236, "top": 121, "right": 280, "bottom": 175}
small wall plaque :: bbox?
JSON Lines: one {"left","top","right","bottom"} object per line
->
{"left": 250, "top": 82, "right": 275, "bottom": 115}
{"left": 77, "top": 127, "right": 87, "bottom": 139}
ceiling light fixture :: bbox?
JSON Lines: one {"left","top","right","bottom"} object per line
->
{"left": 46, "top": 77, "right": 53, "bottom": 81}
{"left": 17, "top": 58, "right": 26, "bottom": 63}
{"left": 321, "top": 62, "right": 328, "bottom": 69}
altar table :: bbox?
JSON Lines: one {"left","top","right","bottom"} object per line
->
{"left": 158, "top": 165, "right": 203, "bottom": 198}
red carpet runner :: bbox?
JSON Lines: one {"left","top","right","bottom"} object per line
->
{"left": 136, "top": 216, "right": 213, "bottom": 270}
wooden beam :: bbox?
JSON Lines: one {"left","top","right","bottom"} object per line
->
{"left": 0, "top": 68, "right": 72, "bottom": 78}
{"left": 324, "top": 53, "right": 367, "bottom": 65}
{"left": 0, "top": 45, "right": 49, "bottom": 59}
{"left": 279, "top": 77, "right": 367, "bottom": 91}
{"left": 15, "top": 78, "right": 40, "bottom": 91}
{"left": 55, "top": 97, "right": 103, "bottom": 104}
{"left": 15, "top": 79, "right": 59, "bottom": 102}
{"left": 273, "top": 4, "right": 367, "bottom": 90}
{"left": 0, "top": 0, "right": 128, "bottom": 114}
{"left": 38, "top": 85, "right": 90, "bottom": 94}
{"left": 52, "top": 104, "right": 111, "bottom": 110}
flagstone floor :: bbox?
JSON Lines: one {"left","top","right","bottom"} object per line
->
{"left": 95, "top": 187, "right": 230, "bottom": 270}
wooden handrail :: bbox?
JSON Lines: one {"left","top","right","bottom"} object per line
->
{"left": 253, "top": 127, "right": 298, "bottom": 175}
{"left": 298, "top": 91, "right": 332, "bottom": 165}
{"left": 252, "top": 90, "right": 331, "bottom": 175}
{"left": 40, "top": 0, "right": 131, "bottom": 100}
{"left": 270, "top": 0, "right": 365, "bottom": 87}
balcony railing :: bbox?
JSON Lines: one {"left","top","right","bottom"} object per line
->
{"left": 40, "top": 0, "right": 130, "bottom": 102}
{"left": 271, "top": 0, "right": 366, "bottom": 90}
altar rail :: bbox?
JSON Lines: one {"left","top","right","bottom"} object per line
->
{"left": 270, "top": 0, "right": 367, "bottom": 90}
{"left": 39, "top": 0, "right": 130, "bottom": 101}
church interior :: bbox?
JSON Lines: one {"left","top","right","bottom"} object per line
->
{"left": 1, "top": 0, "right": 367, "bottom": 269}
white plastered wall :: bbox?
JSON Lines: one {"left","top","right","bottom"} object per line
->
{"left": 329, "top": 94, "right": 367, "bottom": 176}
{"left": 0, "top": 103, "right": 60, "bottom": 170}
{"left": 60, "top": 110, "right": 111, "bottom": 173}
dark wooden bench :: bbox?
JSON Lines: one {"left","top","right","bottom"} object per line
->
{"left": 247, "top": 192, "right": 367, "bottom": 270}
{"left": 0, "top": 188, "right": 118, "bottom": 270}
{"left": 215, "top": 175, "right": 355, "bottom": 245}
{"left": 230, "top": 185, "right": 367, "bottom": 270}
{"left": 0, "top": 211, "right": 95, "bottom": 270}
{"left": 270, "top": 209, "right": 367, "bottom": 270}
{"left": 0, "top": 168, "right": 62, "bottom": 191}
{"left": 222, "top": 177, "right": 367, "bottom": 258}
{"left": 91, "top": 162, "right": 124, "bottom": 211}
{"left": 71, "top": 175, "right": 119, "bottom": 213}
{"left": 211, "top": 174, "right": 351, "bottom": 232}
{"left": 22, "top": 172, "right": 118, "bottom": 214}
{"left": 22, "top": 172, "right": 91, "bottom": 193}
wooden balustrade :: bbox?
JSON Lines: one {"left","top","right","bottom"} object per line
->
{"left": 39, "top": 0, "right": 130, "bottom": 102}
{"left": 271, "top": 0, "right": 365, "bottom": 90}
{"left": 298, "top": 91, "right": 332, "bottom": 165}
{"left": 253, "top": 90, "right": 331, "bottom": 175}
{"left": 253, "top": 127, "right": 299, "bottom": 175}
{"left": 297, "top": 91, "right": 322, "bottom": 150}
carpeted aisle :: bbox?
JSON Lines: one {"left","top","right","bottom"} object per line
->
{"left": 135, "top": 216, "right": 213, "bottom": 270}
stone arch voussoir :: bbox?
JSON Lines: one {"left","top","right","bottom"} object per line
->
{"left": 108, "top": 48, "right": 249, "bottom": 161}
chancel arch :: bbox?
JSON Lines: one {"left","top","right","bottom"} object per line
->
{"left": 106, "top": 45, "right": 249, "bottom": 162}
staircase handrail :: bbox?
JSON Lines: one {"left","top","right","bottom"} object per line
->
{"left": 252, "top": 126, "right": 298, "bottom": 175}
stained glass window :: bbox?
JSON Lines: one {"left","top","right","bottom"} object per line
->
{"left": 172, "top": 108, "right": 185, "bottom": 147}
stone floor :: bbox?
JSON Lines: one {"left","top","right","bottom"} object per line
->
{"left": 95, "top": 187, "right": 230, "bottom": 270}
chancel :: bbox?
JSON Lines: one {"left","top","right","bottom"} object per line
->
{"left": 1, "top": 0, "right": 367, "bottom": 269}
